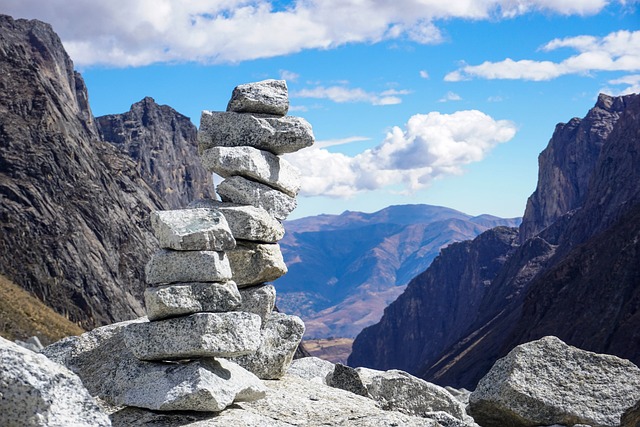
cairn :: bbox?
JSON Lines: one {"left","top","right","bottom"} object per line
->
{"left": 119, "top": 79, "right": 311, "bottom": 413}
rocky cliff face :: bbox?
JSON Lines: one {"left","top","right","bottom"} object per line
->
{"left": 0, "top": 15, "right": 165, "bottom": 329}
{"left": 349, "top": 93, "right": 640, "bottom": 389}
{"left": 277, "top": 205, "right": 520, "bottom": 339}
{"left": 97, "top": 97, "right": 213, "bottom": 209}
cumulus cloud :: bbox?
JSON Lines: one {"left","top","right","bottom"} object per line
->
{"left": 601, "top": 74, "right": 640, "bottom": 95}
{"left": 285, "top": 110, "right": 516, "bottom": 197}
{"left": 292, "top": 85, "right": 408, "bottom": 105}
{"left": 446, "top": 30, "right": 640, "bottom": 81}
{"left": 3, "top": 0, "right": 613, "bottom": 67}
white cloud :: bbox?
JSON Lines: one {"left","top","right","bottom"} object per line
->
{"left": 446, "top": 30, "right": 640, "bottom": 81}
{"left": 315, "top": 136, "right": 372, "bottom": 149}
{"left": 2, "top": 0, "right": 614, "bottom": 67}
{"left": 292, "top": 85, "right": 408, "bottom": 106}
{"left": 419, "top": 70, "right": 430, "bottom": 79}
{"left": 279, "top": 69, "right": 300, "bottom": 82}
{"left": 438, "top": 91, "right": 462, "bottom": 102}
{"left": 285, "top": 110, "right": 516, "bottom": 197}
{"left": 601, "top": 74, "right": 640, "bottom": 95}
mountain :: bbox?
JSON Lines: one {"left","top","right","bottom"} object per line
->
{"left": 0, "top": 15, "right": 210, "bottom": 331}
{"left": 97, "top": 97, "right": 213, "bottom": 209}
{"left": 349, "top": 93, "right": 640, "bottom": 389}
{"left": 276, "top": 205, "right": 520, "bottom": 338}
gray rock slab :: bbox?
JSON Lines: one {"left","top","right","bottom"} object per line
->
{"left": 230, "top": 312, "right": 305, "bottom": 380}
{"left": 328, "top": 363, "right": 370, "bottom": 397}
{"left": 287, "top": 356, "right": 335, "bottom": 385}
{"left": 226, "top": 79, "right": 289, "bottom": 116}
{"left": 188, "top": 199, "right": 285, "bottom": 243}
{"left": 202, "top": 146, "right": 301, "bottom": 197}
{"left": 145, "top": 249, "right": 232, "bottom": 285}
{"left": 468, "top": 336, "right": 640, "bottom": 427}
{"left": 355, "top": 367, "right": 470, "bottom": 422}
{"left": 14, "top": 335, "right": 44, "bottom": 352}
{"left": 151, "top": 208, "right": 235, "bottom": 251}
{"left": 227, "top": 241, "right": 287, "bottom": 287}
{"left": 40, "top": 320, "right": 265, "bottom": 413}
{"left": 124, "top": 312, "right": 262, "bottom": 360}
{"left": 199, "top": 110, "right": 314, "bottom": 155}
{"left": 144, "top": 281, "right": 242, "bottom": 321}
{"left": 238, "top": 283, "right": 276, "bottom": 325}
{"left": 1, "top": 336, "right": 111, "bottom": 427}
{"left": 114, "top": 357, "right": 266, "bottom": 412}
{"left": 111, "top": 374, "right": 439, "bottom": 426}
{"left": 217, "top": 175, "right": 297, "bottom": 220}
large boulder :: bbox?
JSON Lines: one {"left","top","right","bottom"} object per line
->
{"left": 144, "top": 281, "right": 242, "bottom": 321}
{"left": 145, "top": 249, "right": 232, "bottom": 285}
{"left": 226, "top": 79, "right": 289, "bottom": 116}
{"left": 202, "top": 146, "right": 301, "bottom": 197}
{"left": 188, "top": 199, "right": 285, "bottom": 243}
{"left": 238, "top": 283, "right": 276, "bottom": 325}
{"left": 468, "top": 336, "right": 640, "bottom": 427}
{"left": 227, "top": 241, "right": 287, "bottom": 287}
{"left": 0, "top": 336, "right": 111, "bottom": 427}
{"left": 230, "top": 312, "right": 305, "bottom": 379}
{"left": 151, "top": 208, "right": 235, "bottom": 251}
{"left": 217, "top": 175, "right": 297, "bottom": 220}
{"left": 199, "top": 111, "right": 313, "bottom": 155}
{"left": 123, "top": 312, "right": 262, "bottom": 360}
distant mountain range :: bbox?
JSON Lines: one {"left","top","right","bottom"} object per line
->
{"left": 349, "top": 93, "right": 640, "bottom": 389}
{"left": 276, "top": 206, "right": 520, "bottom": 338}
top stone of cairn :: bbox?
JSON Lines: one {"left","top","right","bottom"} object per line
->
{"left": 227, "top": 79, "right": 289, "bottom": 116}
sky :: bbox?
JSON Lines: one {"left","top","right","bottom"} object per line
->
{"left": 4, "top": 0, "right": 639, "bottom": 220}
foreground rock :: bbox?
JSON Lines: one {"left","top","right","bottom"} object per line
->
{"left": 230, "top": 312, "right": 305, "bottom": 379}
{"left": 468, "top": 336, "right": 640, "bottom": 427}
{"left": 110, "top": 374, "right": 439, "bottom": 427}
{"left": 217, "top": 175, "right": 297, "bottom": 220}
{"left": 42, "top": 320, "right": 265, "bottom": 412}
{"left": 287, "top": 356, "right": 335, "bottom": 384}
{"left": 227, "top": 241, "right": 288, "bottom": 286}
{"left": 227, "top": 79, "right": 289, "bottom": 116}
{"left": 238, "top": 283, "right": 276, "bottom": 324}
{"left": 123, "top": 312, "right": 262, "bottom": 360}
{"left": 151, "top": 208, "right": 235, "bottom": 251}
{"left": 145, "top": 249, "right": 232, "bottom": 284}
{"left": 1, "top": 336, "right": 111, "bottom": 427}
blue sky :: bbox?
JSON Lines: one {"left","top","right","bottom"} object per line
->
{"left": 5, "top": 1, "right": 639, "bottom": 219}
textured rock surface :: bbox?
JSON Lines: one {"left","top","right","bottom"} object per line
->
{"left": 202, "top": 146, "right": 301, "bottom": 197}
{"left": 199, "top": 111, "right": 314, "bottom": 155}
{"left": 238, "top": 283, "right": 276, "bottom": 325}
{"left": 227, "top": 79, "right": 289, "bottom": 116}
{"left": 145, "top": 249, "right": 232, "bottom": 285}
{"left": 144, "top": 281, "right": 242, "bottom": 321}
{"left": 356, "top": 367, "right": 468, "bottom": 421}
{"left": 114, "top": 357, "right": 266, "bottom": 412}
{"left": 328, "top": 363, "right": 370, "bottom": 397}
{"left": 228, "top": 241, "right": 287, "bottom": 287}
{"left": 124, "top": 312, "right": 262, "bottom": 360}
{"left": 231, "top": 312, "right": 305, "bottom": 379}
{"left": 217, "top": 176, "right": 297, "bottom": 220}
{"left": 287, "top": 357, "right": 335, "bottom": 384}
{"left": 0, "top": 15, "right": 164, "bottom": 330}
{"left": 111, "top": 374, "right": 438, "bottom": 427}
{"left": 151, "top": 208, "right": 235, "bottom": 251}
{"left": 189, "top": 199, "right": 285, "bottom": 243}
{"left": 0, "top": 336, "right": 111, "bottom": 427}
{"left": 468, "top": 336, "right": 640, "bottom": 427}
{"left": 97, "top": 96, "right": 213, "bottom": 209}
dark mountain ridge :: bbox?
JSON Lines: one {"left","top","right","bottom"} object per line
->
{"left": 349, "top": 93, "right": 640, "bottom": 389}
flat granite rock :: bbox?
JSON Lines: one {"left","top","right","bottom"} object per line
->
{"left": 144, "top": 281, "right": 242, "bottom": 321}
{"left": 201, "top": 146, "right": 301, "bottom": 197}
{"left": 145, "top": 249, "right": 232, "bottom": 285}
{"left": 287, "top": 356, "right": 335, "bottom": 385}
{"left": 114, "top": 357, "right": 266, "bottom": 412}
{"left": 468, "top": 336, "right": 640, "bottom": 427}
{"left": 230, "top": 312, "right": 305, "bottom": 380}
{"left": 123, "top": 312, "right": 262, "bottom": 361}
{"left": 226, "top": 79, "right": 289, "bottom": 116}
{"left": 227, "top": 241, "right": 287, "bottom": 287}
{"left": 217, "top": 175, "right": 297, "bottom": 221}
{"left": 199, "top": 111, "right": 314, "bottom": 156}
{"left": 1, "top": 336, "right": 111, "bottom": 427}
{"left": 151, "top": 208, "right": 235, "bottom": 251}
{"left": 188, "top": 199, "right": 285, "bottom": 243}
{"left": 238, "top": 283, "right": 276, "bottom": 325}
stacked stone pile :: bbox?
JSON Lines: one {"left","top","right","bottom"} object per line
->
{"left": 192, "top": 79, "right": 311, "bottom": 379}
